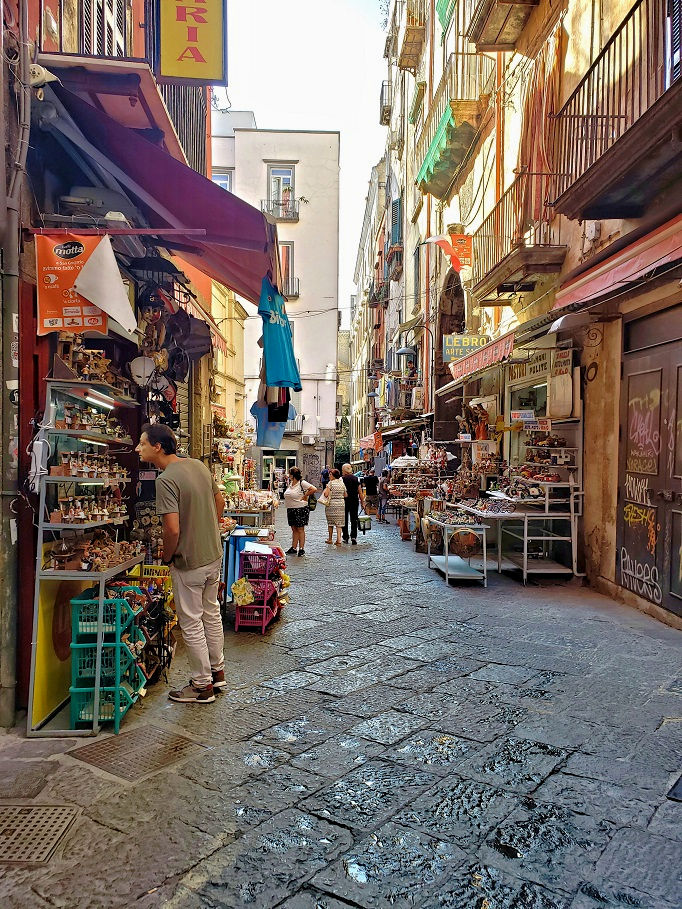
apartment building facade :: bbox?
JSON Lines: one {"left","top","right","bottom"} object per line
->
{"left": 357, "top": 0, "right": 682, "bottom": 625}
{"left": 212, "top": 117, "right": 341, "bottom": 485}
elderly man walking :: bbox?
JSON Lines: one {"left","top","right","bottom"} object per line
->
{"left": 341, "top": 463, "right": 365, "bottom": 545}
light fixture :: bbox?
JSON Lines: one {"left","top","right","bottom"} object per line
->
{"left": 367, "top": 390, "right": 378, "bottom": 398}
{"left": 532, "top": 384, "right": 546, "bottom": 389}
{"left": 85, "top": 394, "right": 115, "bottom": 410}
{"left": 77, "top": 438, "right": 108, "bottom": 447}
{"left": 396, "top": 346, "right": 414, "bottom": 356}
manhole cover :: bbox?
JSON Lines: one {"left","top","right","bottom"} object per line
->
{"left": 68, "top": 725, "right": 205, "bottom": 781}
{"left": 0, "top": 805, "right": 79, "bottom": 863}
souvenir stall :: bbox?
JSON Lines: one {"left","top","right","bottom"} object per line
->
{"left": 424, "top": 340, "right": 584, "bottom": 584}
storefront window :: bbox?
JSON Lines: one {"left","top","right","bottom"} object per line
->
{"left": 509, "top": 382, "right": 547, "bottom": 466}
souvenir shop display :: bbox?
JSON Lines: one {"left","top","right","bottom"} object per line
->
{"left": 130, "top": 501, "right": 164, "bottom": 563}
{"left": 224, "top": 489, "right": 277, "bottom": 527}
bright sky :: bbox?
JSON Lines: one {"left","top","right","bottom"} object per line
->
{"left": 223, "top": 0, "right": 387, "bottom": 327}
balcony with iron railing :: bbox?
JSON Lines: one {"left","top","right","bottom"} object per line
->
{"left": 466, "top": 0, "right": 539, "bottom": 52}
{"left": 472, "top": 171, "right": 567, "bottom": 298}
{"left": 380, "top": 80, "right": 393, "bottom": 125}
{"left": 416, "top": 52, "right": 495, "bottom": 199}
{"left": 281, "top": 276, "right": 300, "bottom": 299}
{"left": 262, "top": 198, "right": 301, "bottom": 222}
{"left": 398, "top": 0, "right": 427, "bottom": 71}
{"left": 553, "top": 0, "right": 682, "bottom": 220}
{"left": 284, "top": 414, "right": 304, "bottom": 434}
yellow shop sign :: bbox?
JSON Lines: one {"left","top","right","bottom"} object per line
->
{"left": 158, "top": 0, "right": 228, "bottom": 85}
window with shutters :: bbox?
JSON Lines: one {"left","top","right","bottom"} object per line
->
{"left": 81, "top": 0, "right": 127, "bottom": 56}
{"left": 669, "top": 0, "right": 681, "bottom": 84}
{"left": 391, "top": 197, "right": 402, "bottom": 246}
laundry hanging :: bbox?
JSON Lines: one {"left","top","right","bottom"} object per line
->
{"left": 258, "top": 276, "right": 302, "bottom": 391}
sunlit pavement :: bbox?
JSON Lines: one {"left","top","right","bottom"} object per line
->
{"left": 1, "top": 504, "right": 681, "bottom": 908}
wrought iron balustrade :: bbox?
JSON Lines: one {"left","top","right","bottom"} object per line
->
{"left": 472, "top": 171, "right": 562, "bottom": 289}
{"left": 554, "top": 0, "right": 681, "bottom": 200}
{"left": 415, "top": 52, "right": 495, "bottom": 174}
{"left": 261, "top": 198, "right": 301, "bottom": 222}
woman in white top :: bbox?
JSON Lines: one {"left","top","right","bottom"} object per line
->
{"left": 283, "top": 466, "right": 317, "bottom": 557}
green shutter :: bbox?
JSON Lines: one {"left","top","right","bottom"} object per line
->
{"left": 436, "top": 0, "right": 456, "bottom": 31}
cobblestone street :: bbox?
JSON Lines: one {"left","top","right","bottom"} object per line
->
{"left": 1, "top": 507, "right": 681, "bottom": 909}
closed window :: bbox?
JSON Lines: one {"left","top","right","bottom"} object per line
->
{"left": 212, "top": 169, "right": 233, "bottom": 192}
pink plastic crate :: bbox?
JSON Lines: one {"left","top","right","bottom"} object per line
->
{"left": 239, "top": 551, "right": 278, "bottom": 579}
{"left": 248, "top": 578, "right": 279, "bottom": 603}
{"left": 235, "top": 601, "right": 278, "bottom": 634}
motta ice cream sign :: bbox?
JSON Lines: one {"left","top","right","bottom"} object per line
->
{"left": 157, "top": 0, "right": 228, "bottom": 85}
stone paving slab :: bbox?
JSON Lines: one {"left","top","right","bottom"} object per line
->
{"left": 311, "top": 822, "right": 467, "bottom": 908}
{"left": 1, "top": 510, "right": 680, "bottom": 908}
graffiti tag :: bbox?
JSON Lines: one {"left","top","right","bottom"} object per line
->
{"left": 619, "top": 547, "right": 662, "bottom": 604}
{"left": 626, "top": 454, "right": 658, "bottom": 474}
{"left": 624, "top": 474, "right": 651, "bottom": 506}
{"left": 623, "top": 503, "right": 659, "bottom": 555}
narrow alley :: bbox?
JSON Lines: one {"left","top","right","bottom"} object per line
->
{"left": 1, "top": 506, "right": 680, "bottom": 909}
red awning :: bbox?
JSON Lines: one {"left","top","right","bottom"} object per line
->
{"left": 448, "top": 331, "right": 515, "bottom": 382}
{"left": 553, "top": 215, "right": 682, "bottom": 311}
{"left": 52, "top": 86, "right": 278, "bottom": 305}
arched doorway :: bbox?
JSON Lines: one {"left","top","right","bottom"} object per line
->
{"left": 433, "top": 269, "right": 465, "bottom": 439}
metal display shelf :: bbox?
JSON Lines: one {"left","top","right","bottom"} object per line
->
{"left": 39, "top": 555, "right": 144, "bottom": 581}
{"left": 426, "top": 516, "right": 489, "bottom": 587}
{"left": 44, "top": 519, "right": 128, "bottom": 532}
{"left": 27, "top": 378, "right": 143, "bottom": 739}
{"left": 47, "top": 379, "right": 139, "bottom": 407}
{"left": 47, "top": 428, "right": 134, "bottom": 446}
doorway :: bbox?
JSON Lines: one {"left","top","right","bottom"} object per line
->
{"left": 618, "top": 307, "right": 682, "bottom": 616}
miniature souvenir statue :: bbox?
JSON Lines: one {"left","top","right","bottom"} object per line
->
{"left": 473, "top": 404, "right": 489, "bottom": 441}
{"left": 138, "top": 300, "right": 166, "bottom": 355}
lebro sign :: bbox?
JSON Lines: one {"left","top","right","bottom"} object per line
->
{"left": 157, "top": 0, "right": 228, "bottom": 86}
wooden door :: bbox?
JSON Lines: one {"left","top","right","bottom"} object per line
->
{"left": 618, "top": 329, "right": 682, "bottom": 617}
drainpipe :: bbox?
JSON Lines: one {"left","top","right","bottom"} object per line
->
{"left": 424, "top": 0, "right": 435, "bottom": 413}
{"left": 0, "top": 0, "right": 30, "bottom": 727}
{"left": 494, "top": 51, "right": 504, "bottom": 332}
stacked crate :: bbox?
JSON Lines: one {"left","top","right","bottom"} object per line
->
{"left": 69, "top": 588, "right": 146, "bottom": 733}
{"left": 235, "top": 551, "right": 283, "bottom": 634}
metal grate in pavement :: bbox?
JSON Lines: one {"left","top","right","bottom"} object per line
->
{"left": 68, "top": 724, "right": 205, "bottom": 782}
{"left": 0, "top": 805, "right": 79, "bottom": 863}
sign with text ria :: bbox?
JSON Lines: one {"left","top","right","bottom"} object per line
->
{"left": 157, "top": 0, "right": 228, "bottom": 86}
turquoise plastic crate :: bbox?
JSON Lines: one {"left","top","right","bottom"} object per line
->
{"left": 70, "top": 590, "right": 142, "bottom": 636}
{"left": 69, "top": 665, "right": 145, "bottom": 734}
{"left": 70, "top": 626, "right": 144, "bottom": 683}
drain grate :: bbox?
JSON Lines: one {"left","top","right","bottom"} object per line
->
{"left": 0, "top": 805, "right": 79, "bottom": 863}
{"left": 68, "top": 724, "right": 205, "bottom": 782}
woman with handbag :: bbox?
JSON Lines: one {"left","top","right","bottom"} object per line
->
{"left": 323, "top": 468, "right": 346, "bottom": 545}
{"left": 283, "top": 466, "right": 317, "bottom": 556}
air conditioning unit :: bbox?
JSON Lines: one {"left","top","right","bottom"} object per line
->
{"left": 302, "top": 435, "right": 317, "bottom": 446}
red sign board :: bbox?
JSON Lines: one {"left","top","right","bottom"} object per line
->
{"left": 448, "top": 332, "right": 515, "bottom": 381}
{"left": 449, "top": 234, "right": 472, "bottom": 267}
{"left": 35, "top": 234, "right": 107, "bottom": 335}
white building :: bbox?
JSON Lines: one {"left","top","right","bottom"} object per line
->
{"left": 211, "top": 113, "right": 340, "bottom": 485}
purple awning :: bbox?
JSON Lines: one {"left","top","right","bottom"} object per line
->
{"left": 53, "top": 86, "right": 278, "bottom": 304}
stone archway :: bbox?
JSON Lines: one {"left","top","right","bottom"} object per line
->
{"left": 433, "top": 269, "right": 465, "bottom": 439}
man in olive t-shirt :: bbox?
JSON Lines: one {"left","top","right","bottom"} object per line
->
{"left": 136, "top": 424, "right": 225, "bottom": 704}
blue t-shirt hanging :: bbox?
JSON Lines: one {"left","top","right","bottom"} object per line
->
{"left": 258, "top": 276, "right": 302, "bottom": 391}
{"left": 250, "top": 401, "right": 296, "bottom": 449}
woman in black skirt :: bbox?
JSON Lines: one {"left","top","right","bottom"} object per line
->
{"left": 283, "top": 466, "right": 317, "bottom": 556}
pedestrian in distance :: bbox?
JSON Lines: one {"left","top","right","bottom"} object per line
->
{"left": 135, "top": 423, "right": 225, "bottom": 705}
{"left": 324, "top": 467, "right": 346, "bottom": 545}
{"left": 341, "top": 462, "right": 365, "bottom": 544}
{"left": 361, "top": 468, "right": 379, "bottom": 513}
{"left": 378, "top": 468, "right": 390, "bottom": 523}
{"left": 283, "top": 466, "right": 316, "bottom": 556}
{"left": 320, "top": 464, "right": 330, "bottom": 488}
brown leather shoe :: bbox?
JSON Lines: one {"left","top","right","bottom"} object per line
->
{"left": 168, "top": 681, "right": 215, "bottom": 704}
{"left": 212, "top": 669, "right": 227, "bottom": 690}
